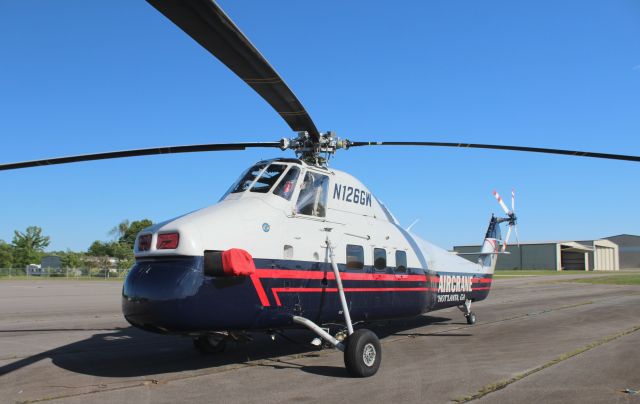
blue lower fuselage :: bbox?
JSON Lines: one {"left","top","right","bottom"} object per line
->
{"left": 122, "top": 257, "right": 492, "bottom": 334}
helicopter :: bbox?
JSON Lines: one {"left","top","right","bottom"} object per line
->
{"left": 2, "top": 0, "right": 640, "bottom": 378}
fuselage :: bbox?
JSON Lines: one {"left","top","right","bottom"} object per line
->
{"left": 122, "top": 158, "right": 494, "bottom": 334}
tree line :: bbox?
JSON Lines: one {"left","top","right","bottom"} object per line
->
{"left": 0, "top": 219, "right": 152, "bottom": 270}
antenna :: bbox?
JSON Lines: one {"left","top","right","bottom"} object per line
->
{"left": 406, "top": 219, "right": 420, "bottom": 232}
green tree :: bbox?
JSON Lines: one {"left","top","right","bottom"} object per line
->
{"left": 111, "top": 242, "right": 134, "bottom": 269}
{"left": 118, "top": 219, "right": 153, "bottom": 248}
{"left": 87, "top": 219, "right": 152, "bottom": 271}
{"left": 0, "top": 240, "right": 13, "bottom": 268}
{"left": 88, "top": 240, "right": 112, "bottom": 257}
{"left": 109, "top": 219, "right": 130, "bottom": 241}
{"left": 12, "top": 226, "right": 50, "bottom": 268}
{"left": 59, "top": 250, "right": 84, "bottom": 269}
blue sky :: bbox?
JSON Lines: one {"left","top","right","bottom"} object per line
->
{"left": 1, "top": 0, "right": 639, "bottom": 252}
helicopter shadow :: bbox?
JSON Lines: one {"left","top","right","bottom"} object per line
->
{"left": 0, "top": 314, "right": 465, "bottom": 379}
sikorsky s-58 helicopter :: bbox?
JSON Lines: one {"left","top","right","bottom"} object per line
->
{"left": 3, "top": 1, "right": 640, "bottom": 377}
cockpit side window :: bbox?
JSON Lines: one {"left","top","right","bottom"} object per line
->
{"left": 295, "top": 171, "right": 329, "bottom": 217}
{"left": 273, "top": 166, "right": 300, "bottom": 201}
{"left": 250, "top": 164, "right": 287, "bottom": 193}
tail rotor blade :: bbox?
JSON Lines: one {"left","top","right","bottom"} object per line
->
{"left": 493, "top": 190, "right": 510, "bottom": 215}
{"left": 511, "top": 189, "right": 516, "bottom": 212}
{"left": 514, "top": 225, "right": 520, "bottom": 246}
{"left": 502, "top": 225, "right": 513, "bottom": 252}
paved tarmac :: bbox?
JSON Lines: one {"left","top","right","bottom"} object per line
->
{"left": 1, "top": 274, "right": 639, "bottom": 404}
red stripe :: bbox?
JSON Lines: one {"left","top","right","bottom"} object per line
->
{"left": 247, "top": 268, "right": 492, "bottom": 307}
{"left": 249, "top": 273, "right": 270, "bottom": 306}
{"left": 255, "top": 268, "right": 429, "bottom": 282}
{"left": 271, "top": 287, "right": 432, "bottom": 307}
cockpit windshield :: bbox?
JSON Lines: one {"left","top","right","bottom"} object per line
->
{"left": 273, "top": 166, "right": 300, "bottom": 200}
{"left": 250, "top": 164, "right": 287, "bottom": 193}
{"left": 220, "top": 163, "right": 266, "bottom": 200}
{"left": 220, "top": 162, "right": 299, "bottom": 200}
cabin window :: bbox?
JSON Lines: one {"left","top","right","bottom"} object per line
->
{"left": 226, "top": 163, "right": 267, "bottom": 195}
{"left": 251, "top": 164, "right": 287, "bottom": 193}
{"left": 346, "top": 244, "right": 364, "bottom": 270}
{"left": 295, "top": 171, "right": 329, "bottom": 217}
{"left": 374, "top": 248, "right": 387, "bottom": 271}
{"left": 395, "top": 250, "right": 407, "bottom": 273}
{"left": 273, "top": 166, "right": 300, "bottom": 200}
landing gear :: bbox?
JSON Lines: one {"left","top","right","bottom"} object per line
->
{"left": 193, "top": 334, "right": 227, "bottom": 354}
{"left": 288, "top": 237, "right": 382, "bottom": 377}
{"left": 344, "top": 329, "right": 381, "bottom": 377}
{"left": 459, "top": 299, "right": 477, "bottom": 325}
{"left": 466, "top": 312, "right": 477, "bottom": 325}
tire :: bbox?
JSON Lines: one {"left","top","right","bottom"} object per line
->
{"left": 344, "top": 329, "right": 381, "bottom": 377}
{"left": 466, "top": 312, "right": 477, "bottom": 325}
{"left": 193, "top": 335, "right": 227, "bottom": 354}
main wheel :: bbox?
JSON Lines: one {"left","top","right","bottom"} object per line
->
{"left": 193, "top": 335, "right": 227, "bottom": 354}
{"left": 466, "top": 312, "right": 477, "bottom": 325}
{"left": 344, "top": 329, "right": 381, "bottom": 377}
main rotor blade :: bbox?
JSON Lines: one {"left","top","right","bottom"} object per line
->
{"left": 349, "top": 141, "right": 640, "bottom": 163}
{"left": 0, "top": 142, "right": 280, "bottom": 171}
{"left": 146, "top": 0, "right": 320, "bottom": 141}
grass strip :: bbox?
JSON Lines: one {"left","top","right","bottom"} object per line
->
{"left": 564, "top": 274, "right": 640, "bottom": 286}
{"left": 0, "top": 275, "right": 123, "bottom": 282}
{"left": 453, "top": 324, "right": 640, "bottom": 403}
{"left": 493, "top": 269, "right": 622, "bottom": 277}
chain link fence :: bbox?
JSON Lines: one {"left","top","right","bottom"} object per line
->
{"left": 0, "top": 267, "right": 130, "bottom": 279}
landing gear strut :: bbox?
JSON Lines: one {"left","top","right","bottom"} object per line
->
{"left": 292, "top": 237, "right": 381, "bottom": 377}
{"left": 459, "top": 299, "right": 477, "bottom": 325}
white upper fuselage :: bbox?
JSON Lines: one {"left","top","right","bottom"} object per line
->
{"left": 134, "top": 158, "right": 484, "bottom": 274}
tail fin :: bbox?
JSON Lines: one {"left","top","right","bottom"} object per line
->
{"left": 455, "top": 189, "right": 519, "bottom": 273}
{"left": 478, "top": 215, "right": 501, "bottom": 274}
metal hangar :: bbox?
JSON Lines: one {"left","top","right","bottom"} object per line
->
{"left": 453, "top": 239, "right": 619, "bottom": 271}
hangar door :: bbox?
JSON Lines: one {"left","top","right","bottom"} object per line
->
{"left": 595, "top": 246, "right": 615, "bottom": 271}
{"left": 559, "top": 243, "right": 592, "bottom": 271}
{"left": 561, "top": 251, "right": 586, "bottom": 270}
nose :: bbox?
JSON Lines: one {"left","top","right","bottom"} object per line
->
{"left": 122, "top": 258, "right": 204, "bottom": 333}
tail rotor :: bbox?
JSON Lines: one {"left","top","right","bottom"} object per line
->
{"left": 492, "top": 189, "right": 519, "bottom": 252}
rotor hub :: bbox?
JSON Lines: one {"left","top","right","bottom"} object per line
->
{"left": 280, "top": 131, "right": 351, "bottom": 165}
